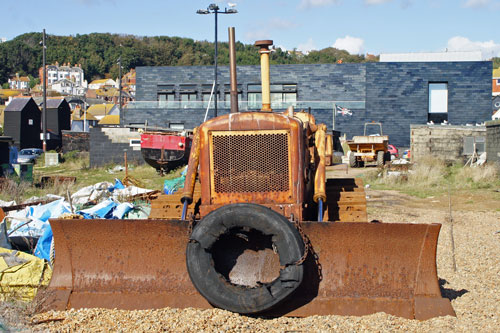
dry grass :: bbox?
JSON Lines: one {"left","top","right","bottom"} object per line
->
{"left": 454, "top": 163, "right": 499, "bottom": 187}
{"left": 362, "top": 157, "right": 500, "bottom": 197}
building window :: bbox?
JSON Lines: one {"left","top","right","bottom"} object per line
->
{"left": 158, "top": 93, "right": 175, "bottom": 107}
{"left": 247, "top": 83, "right": 297, "bottom": 109}
{"left": 202, "top": 84, "right": 216, "bottom": 108}
{"left": 463, "top": 136, "right": 485, "bottom": 155}
{"left": 428, "top": 83, "right": 448, "bottom": 113}
{"left": 157, "top": 84, "right": 175, "bottom": 107}
{"left": 223, "top": 84, "right": 242, "bottom": 108}
{"left": 180, "top": 93, "right": 197, "bottom": 108}
{"left": 428, "top": 83, "right": 448, "bottom": 123}
{"left": 247, "top": 84, "right": 262, "bottom": 109}
{"left": 179, "top": 85, "right": 197, "bottom": 108}
{"left": 169, "top": 123, "right": 185, "bottom": 130}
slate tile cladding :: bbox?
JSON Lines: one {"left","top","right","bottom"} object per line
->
{"left": 128, "top": 61, "right": 491, "bottom": 147}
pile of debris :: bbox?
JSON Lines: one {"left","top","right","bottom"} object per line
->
{"left": 0, "top": 179, "right": 157, "bottom": 302}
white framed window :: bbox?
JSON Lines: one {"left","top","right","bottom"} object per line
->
{"left": 428, "top": 83, "right": 448, "bottom": 114}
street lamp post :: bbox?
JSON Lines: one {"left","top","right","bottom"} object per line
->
{"left": 197, "top": 3, "right": 237, "bottom": 118}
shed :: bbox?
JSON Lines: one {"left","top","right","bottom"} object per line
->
{"left": 43, "top": 98, "right": 71, "bottom": 136}
{"left": 38, "top": 98, "right": 71, "bottom": 150}
{"left": 4, "top": 98, "right": 41, "bottom": 150}
{"left": 410, "top": 124, "right": 486, "bottom": 164}
{"left": 0, "top": 136, "right": 13, "bottom": 177}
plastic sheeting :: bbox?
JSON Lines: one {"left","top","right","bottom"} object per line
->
{"left": 0, "top": 247, "right": 52, "bottom": 301}
{"left": 7, "top": 198, "right": 71, "bottom": 238}
{"left": 163, "top": 166, "right": 188, "bottom": 194}
{"left": 4, "top": 181, "right": 155, "bottom": 261}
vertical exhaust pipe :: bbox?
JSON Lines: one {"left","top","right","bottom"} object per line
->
{"left": 228, "top": 27, "right": 239, "bottom": 113}
{"left": 255, "top": 40, "right": 273, "bottom": 112}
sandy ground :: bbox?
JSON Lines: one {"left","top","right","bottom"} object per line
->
{"left": 1, "top": 169, "right": 499, "bottom": 332}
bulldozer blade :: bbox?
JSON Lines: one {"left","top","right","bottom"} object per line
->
{"left": 41, "top": 219, "right": 454, "bottom": 320}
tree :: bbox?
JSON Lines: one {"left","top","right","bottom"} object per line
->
{"left": 0, "top": 32, "right": 379, "bottom": 84}
{"left": 28, "top": 74, "right": 39, "bottom": 89}
{"left": 2, "top": 83, "right": 9, "bottom": 89}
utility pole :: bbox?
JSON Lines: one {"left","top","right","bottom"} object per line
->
{"left": 42, "top": 29, "right": 47, "bottom": 152}
{"left": 118, "top": 56, "right": 123, "bottom": 113}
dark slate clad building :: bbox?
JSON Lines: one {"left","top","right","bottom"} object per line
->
{"left": 4, "top": 98, "right": 42, "bottom": 149}
{"left": 44, "top": 98, "right": 71, "bottom": 136}
{"left": 124, "top": 61, "right": 492, "bottom": 147}
{"left": 42, "top": 98, "right": 71, "bottom": 150}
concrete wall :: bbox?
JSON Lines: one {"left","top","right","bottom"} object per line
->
{"left": 124, "top": 61, "right": 492, "bottom": 148}
{"left": 410, "top": 125, "right": 486, "bottom": 163}
{"left": 89, "top": 127, "right": 142, "bottom": 168}
{"left": 486, "top": 120, "right": 500, "bottom": 164}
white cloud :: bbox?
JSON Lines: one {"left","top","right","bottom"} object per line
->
{"left": 364, "top": 0, "right": 413, "bottom": 7}
{"left": 463, "top": 0, "right": 490, "bottom": 8}
{"left": 446, "top": 36, "right": 500, "bottom": 59}
{"left": 299, "top": 0, "right": 341, "bottom": 9}
{"left": 333, "top": 36, "right": 365, "bottom": 55}
{"left": 364, "top": 0, "right": 393, "bottom": 4}
{"left": 297, "top": 38, "right": 317, "bottom": 53}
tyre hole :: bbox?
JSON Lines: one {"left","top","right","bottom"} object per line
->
{"left": 210, "top": 228, "right": 281, "bottom": 287}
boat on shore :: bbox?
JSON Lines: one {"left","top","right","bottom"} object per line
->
{"left": 140, "top": 130, "right": 192, "bottom": 174}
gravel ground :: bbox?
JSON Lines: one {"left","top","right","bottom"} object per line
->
{"left": 2, "top": 189, "right": 499, "bottom": 332}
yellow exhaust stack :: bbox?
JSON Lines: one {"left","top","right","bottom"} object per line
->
{"left": 255, "top": 40, "right": 273, "bottom": 111}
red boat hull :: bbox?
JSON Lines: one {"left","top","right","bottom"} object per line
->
{"left": 140, "top": 132, "right": 192, "bottom": 172}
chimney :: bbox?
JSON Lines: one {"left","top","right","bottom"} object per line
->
{"left": 254, "top": 40, "right": 273, "bottom": 112}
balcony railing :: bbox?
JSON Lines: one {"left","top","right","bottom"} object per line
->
{"left": 126, "top": 100, "right": 365, "bottom": 110}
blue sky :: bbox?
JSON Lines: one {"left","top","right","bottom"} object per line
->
{"left": 3, "top": 0, "right": 500, "bottom": 59}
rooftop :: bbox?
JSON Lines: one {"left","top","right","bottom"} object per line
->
{"left": 380, "top": 51, "right": 483, "bottom": 62}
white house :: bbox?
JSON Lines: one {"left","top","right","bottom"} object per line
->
{"left": 88, "top": 78, "right": 117, "bottom": 90}
{"left": 8, "top": 74, "right": 30, "bottom": 90}
{"left": 41, "top": 62, "right": 87, "bottom": 95}
{"left": 52, "top": 79, "right": 75, "bottom": 95}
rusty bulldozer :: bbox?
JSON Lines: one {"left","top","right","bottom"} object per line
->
{"left": 41, "top": 31, "right": 455, "bottom": 320}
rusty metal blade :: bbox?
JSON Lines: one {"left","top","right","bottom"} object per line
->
{"left": 41, "top": 219, "right": 454, "bottom": 320}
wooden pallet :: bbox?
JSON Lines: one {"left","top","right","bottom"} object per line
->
{"left": 324, "top": 178, "right": 367, "bottom": 222}
{"left": 149, "top": 182, "right": 201, "bottom": 219}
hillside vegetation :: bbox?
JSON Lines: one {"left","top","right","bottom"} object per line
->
{"left": 0, "top": 32, "right": 374, "bottom": 84}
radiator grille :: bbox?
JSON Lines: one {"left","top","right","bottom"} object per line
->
{"left": 211, "top": 131, "right": 290, "bottom": 194}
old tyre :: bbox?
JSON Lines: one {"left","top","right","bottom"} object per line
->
{"left": 186, "top": 203, "right": 305, "bottom": 314}
{"left": 349, "top": 151, "right": 357, "bottom": 168}
{"left": 377, "top": 150, "right": 385, "bottom": 166}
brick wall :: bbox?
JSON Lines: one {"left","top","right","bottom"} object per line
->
{"left": 89, "top": 127, "right": 143, "bottom": 168}
{"left": 62, "top": 131, "right": 89, "bottom": 152}
{"left": 410, "top": 125, "right": 486, "bottom": 163}
{"left": 486, "top": 120, "right": 500, "bottom": 164}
